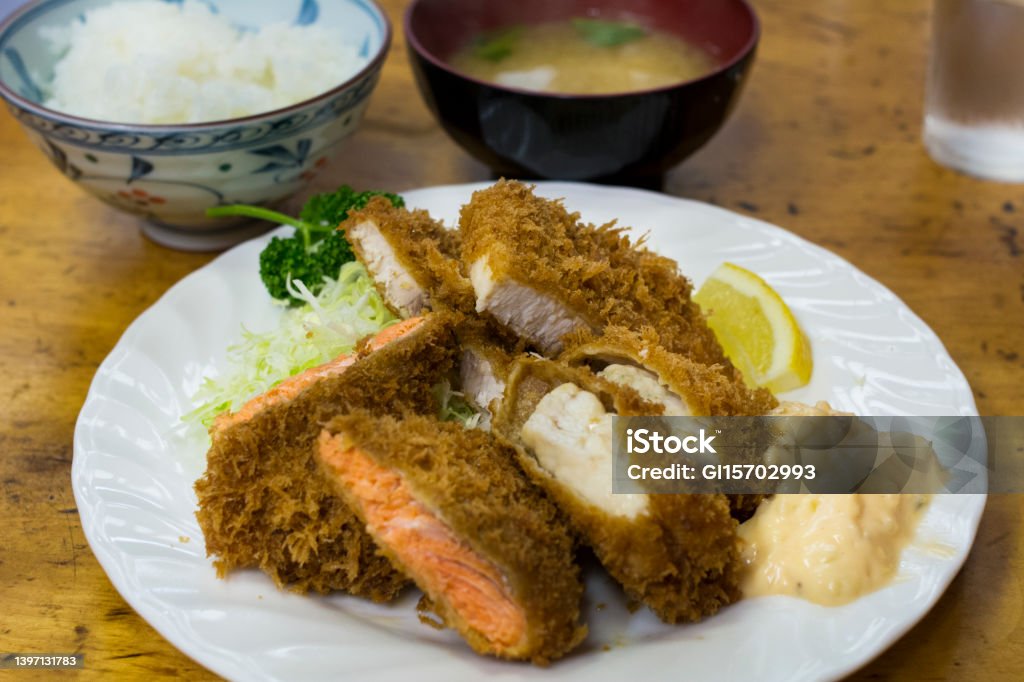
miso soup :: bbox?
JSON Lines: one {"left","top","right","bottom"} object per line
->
{"left": 450, "top": 18, "right": 717, "bottom": 95}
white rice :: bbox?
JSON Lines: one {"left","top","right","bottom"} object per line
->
{"left": 42, "top": 1, "right": 369, "bottom": 124}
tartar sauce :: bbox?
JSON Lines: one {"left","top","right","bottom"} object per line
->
{"left": 738, "top": 493, "right": 930, "bottom": 606}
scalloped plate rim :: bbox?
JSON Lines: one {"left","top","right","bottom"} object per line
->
{"left": 73, "top": 181, "right": 986, "bottom": 682}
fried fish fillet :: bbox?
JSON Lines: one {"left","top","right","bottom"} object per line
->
{"left": 316, "top": 412, "right": 586, "bottom": 664}
{"left": 459, "top": 180, "right": 733, "bottom": 370}
{"left": 343, "top": 196, "right": 475, "bottom": 318}
{"left": 562, "top": 326, "right": 777, "bottom": 520}
{"left": 561, "top": 326, "right": 777, "bottom": 417}
{"left": 195, "top": 314, "right": 458, "bottom": 598}
{"left": 454, "top": 317, "right": 520, "bottom": 423}
{"left": 493, "top": 357, "right": 742, "bottom": 623}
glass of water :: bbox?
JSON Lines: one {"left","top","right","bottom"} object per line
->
{"left": 925, "top": 0, "right": 1024, "bottom": 182}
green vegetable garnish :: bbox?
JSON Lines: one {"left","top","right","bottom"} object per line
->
{"left": 256, "top": 232, "right": 353, "bottom": 304}
{"left": 433, "top": 381, "right": 483, "bottom": 430}
{"left": 183, "top": 261, "right": 398, "bottom": 430}
{"left": 299, "top": 186, "right": 405, "bottom": 232}
{"left": 473, "top": 26, "right": 523, "bottom": 62}
{"left": 207, "top": 186, "right": 404, "bottom": 306}
{"left": 572, "top": 18, "right": 647, "bottom": 48}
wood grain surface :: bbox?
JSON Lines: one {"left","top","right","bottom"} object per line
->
{"left": 1, "top": 0, "right": 1021, "bottom": 679}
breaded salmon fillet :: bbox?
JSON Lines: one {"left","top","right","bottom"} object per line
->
{"left": 316, "top": 412, "right": 586, "bottom": 664}
{"left": 343, "top": 196, "right": 475, "bottom": 318}
{"left": 493, "top": 357, "right": 742, "bottom": 623}
{"left": 458, "top": 180, "right": 734, "bottom": 370}
{"left": 194, "top": 314, "right": 458, "bottom": 598}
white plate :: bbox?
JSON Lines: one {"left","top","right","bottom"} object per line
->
{"left": 73, "top": 182, "right": 986, "bottom": 682}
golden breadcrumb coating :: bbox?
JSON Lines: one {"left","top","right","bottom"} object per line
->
{"left": 459, "top": 180, "right": 736, "bottom": 371}
{"left": 493, "top": 357, "right": 742, "bottom": 623}
{"left": 344, "top": 196, "right": 475, "bottom": 315}
{"left": 455, "top": 314, "right": 524, "bottom": 364}
{"left": 194, "top": 314, "right": 458, "bottom": 598}
{"left": 318, "top": 412, "right": 586, "bottom": 664}
{"left": 727, "top": 495, "right": 766, "bottom": 522}
{"left": 562, "top": 326, "right": 777, "bottom": 416}
{"left": 561, "top": 326, "right": 775, "bottom": 519}
{"left": 453, "top": 316, "right": 523, "bottom": 415}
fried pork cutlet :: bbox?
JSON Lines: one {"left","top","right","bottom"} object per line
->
{"left": 561, "top": 326, "right": 777, "bottom": 417}
{"left": 343, "top": 196, "right": 475, "bottom": 318}
{"left": 316, "top": 412, "right": 586, "bottom": 664}
{"left": 459, "top": 180, "right": 733, "bottom": 369}
{"left": 195, "top": 314, "right": 457, "bottom": 599}
{"left": 493, "top": 357, "right": 742, "bottom": 624}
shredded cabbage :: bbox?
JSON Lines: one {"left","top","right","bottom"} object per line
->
{"left": 184, "top": 262, "right": 396, "bottom": 429}
{"left": 433, "top": 381, "right": 483, "bottom": 430}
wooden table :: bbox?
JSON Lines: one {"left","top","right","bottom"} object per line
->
{"left": 1, "top": 0, "right": 1021, "bottom": 679}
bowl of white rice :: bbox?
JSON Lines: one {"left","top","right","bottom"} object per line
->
{"left": 0, "top": 0, "right": 391, "bottom": 249}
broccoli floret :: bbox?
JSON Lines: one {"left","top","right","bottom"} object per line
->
{"left": 258, "top": 232, "right": 353, "bottom": 303}
{"left": 258, "top": 236, "right": 307, "bottom": 302}
{"left": 208, "top": 186, "right": 403, "bottom": 306}
{"left": 300, "top": 187, "right": 404, "bottom": 229}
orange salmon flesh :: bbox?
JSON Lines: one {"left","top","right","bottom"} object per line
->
{"left": 317, "top": 431, "right": 528, "bottom": 651}
{"left": 213, "top": 317, "right": 425, "bottom": 431}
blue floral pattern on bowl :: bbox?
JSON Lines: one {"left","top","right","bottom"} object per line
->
{"left": 0, "top": 0, "right": 391, "bottom": 229}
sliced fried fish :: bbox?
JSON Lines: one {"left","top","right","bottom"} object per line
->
{"left": 344, "top": 196, "right": 474, "bottom": 317}
{"left": 454, "top": 317, "right": 520, "bottom": 423}
{"left": 493, "top": 357, "right": 742, "bottom": 623}
{"left": 316, "top": 412, "right": 586, "bottom": 664}
{"left": 561, "top": 326, "right": 777, "bottom": 416}
{"left": 459, "top": 180, "right": 734, "bottom": 371}
{"left": 195, "top": 314, "right": 458, "bottom": 598}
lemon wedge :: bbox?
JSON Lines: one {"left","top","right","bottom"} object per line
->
{"left": 694, "top": 262, "right": 812, "bottom": 393}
